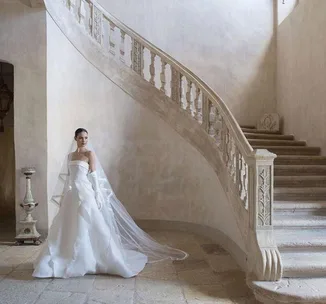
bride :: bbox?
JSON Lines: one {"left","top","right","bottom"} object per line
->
{"left": 33, "top": 128, "right": 187, "bottom": 278}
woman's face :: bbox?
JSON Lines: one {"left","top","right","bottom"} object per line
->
{"left": 75, "top": 131, "right": 88, "bottom": 148}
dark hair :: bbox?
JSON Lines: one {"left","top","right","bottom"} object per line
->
{"left": 74, "top": 128, "right": 88, "bottom": 138}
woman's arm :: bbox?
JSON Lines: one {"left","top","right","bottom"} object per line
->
{"left": 88, "top": 151, "right": 96, "bottom": 172}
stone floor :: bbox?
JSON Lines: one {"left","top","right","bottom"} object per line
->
{"left": 0, "top": 230, "right": 259, "bottom": 304}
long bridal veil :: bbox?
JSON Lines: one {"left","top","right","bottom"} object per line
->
{"left": 50, "top": 139, "right": 188, "bottom": 263}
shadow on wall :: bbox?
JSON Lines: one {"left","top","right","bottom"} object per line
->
{"left": 0, "top": 61, "right": 15, "bottom": 221}
{"left": 235, "top": 37, "right": 277, "bottom": 127}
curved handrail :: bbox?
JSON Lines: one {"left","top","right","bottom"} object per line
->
{"left": 94, "top": 0, "right": 254, "bottom": 158}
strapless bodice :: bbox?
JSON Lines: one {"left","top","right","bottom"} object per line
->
{"left": 69, "top": 160, "right": 90, "bottom": 182}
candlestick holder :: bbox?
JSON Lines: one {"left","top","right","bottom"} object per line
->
{"left": 15, "top": 167, "right": 41, "bottom": 245}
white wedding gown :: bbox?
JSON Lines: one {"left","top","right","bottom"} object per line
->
{"left": 33, "top": 160, "right": 149, "bottom": 278}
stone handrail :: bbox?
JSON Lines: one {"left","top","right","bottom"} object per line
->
{"left": 52, "top": 0, "right": 282, "bottom": 281}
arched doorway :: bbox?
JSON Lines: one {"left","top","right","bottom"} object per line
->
{"left": 0, "top": 61, "right": 15, "bottom": 241}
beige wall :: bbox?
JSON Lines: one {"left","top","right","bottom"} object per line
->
{"left": 277, "top": 0, "right": 326, "bottom": 154}
{"left": 277, "top": 0, "right": 298, "bottom": 25}
{"left": 0, "top": 3, "right": 47, "bottom": 231}
{"left": 98, "top": 0, "right": 277, "bottom": 125}
{"left": 47, "top": 14, "right": 245, "bottom": 250}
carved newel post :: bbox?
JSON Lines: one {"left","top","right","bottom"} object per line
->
{"left": 15, "top": 167, "right": 41, "bottom": 245}
{"left": 247, "top": 150, "right": 282, "bottom": 281}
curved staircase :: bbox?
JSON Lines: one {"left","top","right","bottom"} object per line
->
{"left": 242, "top": 126, "right": 326, "bottom": 303}
{"left": 41, "top": 0, "right": 326, "bottom": 302}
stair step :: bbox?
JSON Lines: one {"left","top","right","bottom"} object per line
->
{"left": 274, "top": 187, "right": 326, "bottom": 201}
{"left": 274, "top": 200, "right": 326, "bottom": 212}
{"left": 275, "top": 165, "right": 326, "bottom": 176}
{"left": 274, "top": 213, "right": 326, "bottom": 228}
{"left": 250, "top": 277, "right": 326, "bottom": 302}
{"left": 281, "top": 251, "right": 326, "bottom": 278}
{"left": 275, "top": 228, "right": 326, "bottom": 249}
{"left": 248, "top": 139, "right": 305, "bottom": 146}
{"left": 244, "top": 132, "right": 294, "bottom": 140}
{"left": 275, "top": 176, "right": 326, "bottom": 187}
{"left": 240, "top": 125, "right": 256, "bottom": 129}
{"left": 252, "top": 146, "right": 320, "bottom": 155}
{"left": 241, "top": 128, "right": 281, "bottom": 134}
{"left": 275, "top": 155, "right": 326, "bottom": 165}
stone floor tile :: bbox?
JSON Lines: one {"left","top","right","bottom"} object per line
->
{"left": 46, "top": 275, "right": 95, "bottom": 293}
{"left": 0, "top": 270, "right": 50, "bottom": 304}
{"left": 0, "top": 230, "right": 256, "bottom": 304}
{"left": 0, "top": 265, "right": 14, "bottom": 275}
{"left": 34, "top": 290, "right": 87, "bottom": 304}
{"left": 206, "top": 255, "right": 240, "bottom": 273}
{"left": 201, "top": 244, "right": 229, "bottom": 255}
{"left": 173, "top": 258, "right": 210, "bottom": 272}
{"left": 232, "top": 296, "right": 260, "bottom": 304}
{"left": 134, "top": 292, "right": 187, "bottom": 304}
{"left": 93, "top": 275, "right": 135, "bottom": 291}
{"left": 135, "top": 277, "right": 185, "bottom": 302}
{"left": 182, "top": 284, "right": 231, "bottom": 302}
{"left": 193, "top": 234, "right": 214, "bottom": 245}
{"left": 16, "top": 256, "right": 36, "bottom": 270}
{"left": 0, "top": 245, "right": 9, "bottom": 253}
{"left": 177, "top": 267, "right": 225, "bottom": 285}
{"left": 88, "top": 287, "right": 134, "bottom": 304}
{"left": 138, "top": 259, "right": 177, "bottom": 280}
{"left": 160, "top": 232, "right": 198, "bottom": 247}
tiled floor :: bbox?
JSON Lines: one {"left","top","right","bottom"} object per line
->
{"left": 0, "top": 230, "right": 259, "bottom": 304}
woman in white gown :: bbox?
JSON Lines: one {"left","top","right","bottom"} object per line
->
{"left": 33, "top": 128, "right": 187, "bottom": 278}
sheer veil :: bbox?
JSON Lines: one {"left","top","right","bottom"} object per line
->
{"left": 50, "top": 139, "right": 188, "bottom": 263}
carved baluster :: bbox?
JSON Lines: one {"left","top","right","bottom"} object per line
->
{"left": 222, "top": 122, "right": 230, "bottom": 167}
{"left": 238, "top": 153, "right": 244, "bottom": 201}
{"left": 69, "top": 0, "right": 76, "bottom": 15}
{"left": 160, "top": 59, "right": 167, "bottom": 93}
{"left": 243, "top": 161, "right": 248, "bottom": 208}
{"left": 185, "top": 79, "right": 192, "bottom": 115}
{"left": 109, "top": 22, "right": 116, "bottom": 55}
{"left": 219, "top": 117, "right": 226, "bottom": 152}
{"left": 131, "top": 39, "right": 144, "bottom": 76}
{"left": 235, "top": 147, "right": 241, "bottom": 190}
{"left": 209, "top": 101, "right": 219, "bottom": 137}
{"left": 171, "top": 67, "right": 182, "bottom": 106}
{"left": 194, "top": 85, "right": 201, "bottom": 121}
{"left": 227, "top": 134, "right": 233, "bottom": 175}
{"left": 91, "top": 4, "right": 102, "bottom": 44}
{"left": 119, "top": 30, "right": 126, "bottom": 62}
{"left": 79, "top": 0, "right": 86, "bottom": 25}
{"left": 87, "top": 2, "right": 92, "bottom": 34}
{"left": 201, "top": 94, "right": 209, "bottom": 132}
{"left": 180, "top": 76, "right": 185, "bottom": 109}
{"left": 149, "top": 52, "right": 156, "bottom": 86}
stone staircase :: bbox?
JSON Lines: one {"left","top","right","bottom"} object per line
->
{"left": 242, "top": 125, "right": 326, "bottom": 279}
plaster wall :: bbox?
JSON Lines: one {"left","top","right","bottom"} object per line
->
{"left": 277, "top": 0, "right": 326, "bottom": 154}
{"left": 0, "top": 2, "right": 47, "bottom": 231}
{"left": 98, "top": 0, "right": 277, "bottom": 125}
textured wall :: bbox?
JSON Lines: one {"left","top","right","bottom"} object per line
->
{"left": 0, "top": 3, "right": 47, "bottom": 231}
{"left": 98, "top": 0, "right": 277, "bottom": 125}
{"left": 47, "top": 14, "right": 245, "bottom": 250}
{"left": 277, "top": 0, "right": 326, "bottom": 154}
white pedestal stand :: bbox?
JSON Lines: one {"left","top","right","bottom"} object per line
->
{"left": 15, "top": 167, "right": 41, "bottom": 245}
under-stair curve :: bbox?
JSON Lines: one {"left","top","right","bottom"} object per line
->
{"left": 45, "top": 0, "right": 281, "bottom": 282}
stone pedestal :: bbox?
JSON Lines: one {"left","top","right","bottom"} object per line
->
{"left": 15, "top": 167, "right": 41, "bottom": 245}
